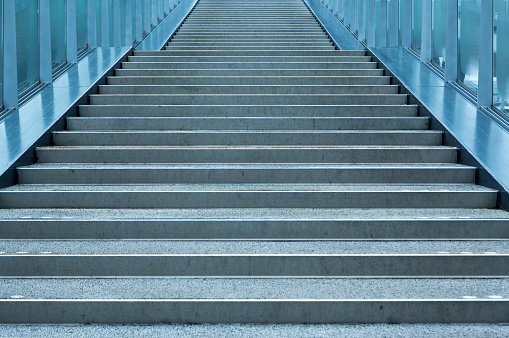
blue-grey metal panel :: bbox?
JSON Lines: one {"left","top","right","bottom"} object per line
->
{"left": 370, "top": 47, "right": 509, "bottom": 196}
{"left": 137, "top": 0, "right": 198, "bottom": 51}
{"left": 303, "top": 0, "right": 365, "bottom": 50}
{"left": 0, "top": 47, "right": 131, "bottom": 184}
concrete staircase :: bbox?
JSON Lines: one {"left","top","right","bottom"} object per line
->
{"left": 0, "top": 0, "right": 508, "bottom": 324}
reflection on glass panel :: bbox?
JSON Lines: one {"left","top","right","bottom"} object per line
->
{"left": 50, "top": 0, "right": 66, "bottom": 69}
{"left": 458, "top": 0, "right": 480, "bottom": 93}
{"left": 431, "top": 0, "right": 447, "bottom": 68}
{"left": 109, "top": 0, "right": 113, "bottom": 44}
{"left": 375, "top": 0, "right": 380, "bottom": 45}
{"left": 16, "top": 0, "right": 40, "bottom": 92}
{"left": 399, "top": 0, "right": 403, "bottom": 45}
{"left": 132, "top": 0, "right": 137, "bottom": 40}
{"left": 0, "top": 1, "right": 3, "bottom": 106}
{"left": 411, "top": 0, "right": 422, "bottom": 51}
{"left": 120, "top": 0, "right": 126, "bottom": 45}
{"left": 96, "top": 0, "right": 102, "bottom": 45}
{"left": 76, "top": 0, "right": 88, "bottom": 52}
{"left": 494, "top": 0, "right": 509, "bottom": 113}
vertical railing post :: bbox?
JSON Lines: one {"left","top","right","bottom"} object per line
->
{"left": 136, "top": 0, "right": 143, "bottom": 40}
{"left": 101, "top": 0, "right": 110, "bottom": 47}
{"left": 67, "top": 0, "right": 78, "bottom": 63}
{"left": 445, "top": 0, "right": 458, "bottom": 82}
{"left": 358, "top": 0, "right": 366, "bottom": 42}
{"left": 401, "top": 0, "right": 412, "bottom": 47}
{"left": 113, "top": 0, "right": 121, "bottom": 46}
{"left": 389, "top": 0, "right": 399, "bottom": 46}
{"left": 367, "top": 0, "right": 376, "bottom": 46}
{"left": 3, "top": 0, "right": 18, "bottom": 109}
{"left": 87, "top": 0, "right": 97, "bottom": 48}
{"left": 420, "top": 0, "right": 432, "bottom": 62}
{"left": 126, "top": 0, "right": 133, "bottom": 46}
{"left": 478, "top": 0, "right": 494, "bottom": 107}
{"left": 39, "top": 0, "right": 52, "bottom": 83}
{"left": 378, "top": 0, "right": 388, "bottom": 47}
{"left": 144, "top": 0, "right": 151, "bottom": 33}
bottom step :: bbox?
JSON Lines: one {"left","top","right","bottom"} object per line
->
{"left": 0, "top": 278, "right": 508, "bottom": 323}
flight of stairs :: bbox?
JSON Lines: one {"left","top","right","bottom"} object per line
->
{"left": 0, "top": 0, "right": 508, "bottom": 324}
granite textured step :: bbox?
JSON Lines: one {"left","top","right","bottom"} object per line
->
{"left": 1, "top": 0, "right": 508, "bottom": 326}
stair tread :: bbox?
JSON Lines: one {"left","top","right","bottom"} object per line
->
{"left": 1, "top": 278, "right": 508, "bottom": 300}
{"left": 0, "top": 240, "right": 507, "bottom": 254}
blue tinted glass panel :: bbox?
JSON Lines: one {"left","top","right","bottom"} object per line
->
{"left": 16, "top": 0, "right": 40, "bottom": 93}
{"left": 76, "top": 0, "right": 88, "bottom": 52}
{"left": 50, "top": 0, "right": 66, "bottom": 69}
{"left": 494, "top": 0, "right": 509, "bottom": 114}
{"left": 412, "top": 0, "right": 422, "bottom": 51}
{"left": 0, "top": 1, "right": 3, "bottom": 106}
{"left": 399, "top": 0, "right": 403, "bottom": 45}
{"left": 458, "top": 0, "right": 480, "bottom": 93}
{"left": 431, "top": 0, "right": 447, "bottom": 68}
{"left": 96, "top": 0, "right": 102, "bottom": 45}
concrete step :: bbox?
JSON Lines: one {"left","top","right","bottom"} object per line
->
{"left": 126, "top": 56, "right": 370, "bottom": 63}
{"left": 120, "top": 62, "right": 376, "bottom": 70}
{"left": 164, "top": 46, "right": 337, "bottom": 51}
{"left": 78, "top": 104, "right": 418, "bottom": 118}
{"left": 98, "top": 85, "right": 398, "bottom": 95}
{"left": 1, "top": 208, "right": 507, "bottom": 239}
{"left": 114, "top": 68, "right": 385, "bottom": 77}
{"left": 122, "top": 61, "right": 377, "bottom": 70}
{"left": 0, "top": 184, "right": 495, "bottom": 208}
{"left": 0, "top": 239, "right": 506, "bottom": 276}
{"left": 36, "top": 145, "right": 455, "bottom": 164}
{"left": 106, "top": 76, "right": 391, "bottom": 86}
{"left": 134, "top": 50, "right": 362, "bottom": 56}
{"left": 51, "top": 130, "right": 442, "bottom": 146}
{"left": 165, "top": 42, "right": 334, "bottom": 47}
{"left": 88, "top": 94, "right": 407, "bottom": 106}
{"left": 18, "top": 163, "right": 473, "bottom": 184}
{"left": 66, "top": 116, "right": 426, "bottom": 130}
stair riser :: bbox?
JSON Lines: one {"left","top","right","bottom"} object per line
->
{"left": 134, "top": 50, "right": 364, "bottom": 56}
{"left": 164, "top": 46, "right": 336, "bottom": 50}
{"left": 0, "top": 219, "right": 503, "bottom": 239}
{"left": 106, "top": 76, "right": 391, "bottom": 86}
{"left": 98, "top": 85, "right": 398, "bottom": 95}
{"left": 78, "top": 105, "right": 418, "bottom": 118}
{"left": 36, "top": 148, "right": 456, "bottom": 164}
{"left": 0, "top": 191, "right": 494, "bottom": 208}
{"left": 52, "top": 132, "right": 442, "bottom": 146}
{"left": 127, "top": 56, "right": 370, "bottom": 62}
{"left": 67, "top": 117, "right": 427, "bottom": 130}
{"left": 17, "top": 168, "right": 474, "bottom": 184}
{"left": 88, "top": 95, "right": 407, "bottom": 105}
{"left": 121, "top": 63, "right": 373, "bottom": 70}
{"left": 114, "top": 69, "right": 384, "bottom": 76}
{"left": 2, "top": 300, "right": 507, "bottom": 324}
{"left": 0, "top": 255, "right": 505, "bottom": 276}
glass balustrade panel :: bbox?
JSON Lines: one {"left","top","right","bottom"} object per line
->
{"left": 411, "top": 0, "right": 422, "bottom": 52}
{"left": 16, "top": 0, "right": 40, "bottom": 93}
{"left": 431, "top": 0, "right": 446, "bottom": 68}
{"left": 76, "top": 0, "right": 88, "bottom": 52}
{"left": 494, "top": 0, "right": 509, "bottom": 114}
{"left": 458, "top": 0, "right": 480, "bottom": 93}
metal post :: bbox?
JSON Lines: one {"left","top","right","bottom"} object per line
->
{"left": 378, "top": 0, "right": 388, "bottom": 47}
{"left": 87, "top": 0, "right": 97, "bottom": 48}
{"left": 401, "top": 0, "right": 412, "bottom": 47}
{"left": 125, "top": 0, "right": 133, "bottom": 46}
{"left": 389, "top": 0, "right": 399, "bottom": 46}
{"left": 101, "top": 0, "right": 110, "bottom": 47}
{"left": 39, "top": 0, "right": 52, "bottom": 83}
{"left": 358, "top": 0, "right": 366, "bottom": 41}
{"left": 67, "top": 0, "right": 78, "bottom": 63}
{"left": 136, "top": 0, "right": 143, "bottom": 40}
{"left": 367, "top": 0, "right": 376, "bottom": 46}
{"left": 478, "top": 0, "right": 494, "bottom": 107}
{"left": 420, "top": 0, "right": 432, "bottom": 62}
{"left": 445, "top": 0, "right": 458, "bottom": 82}
{"left": 113, "top": 0, "right": 121, "bottom": 46}
{"left": 3, "top": 0, "right": 18, "bottom": 109}
{"left": 144, "top": 0, "right": 151, "bottom": 32}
